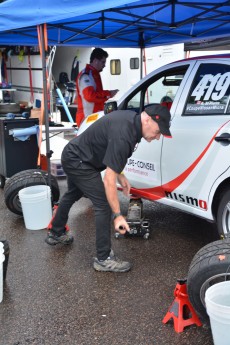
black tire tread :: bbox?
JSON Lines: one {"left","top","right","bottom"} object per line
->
{"left": 188, "top": 239, "right": 230, "bottom": 271}
{"left": 187, "top": 239, "right": 230, "bottom": 321}
{"left": 4, "top": 169, "right": 60, "bottom": 215}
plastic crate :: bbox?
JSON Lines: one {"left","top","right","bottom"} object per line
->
{"left": 51, "top": 160, "right": 66, "bottom": 177}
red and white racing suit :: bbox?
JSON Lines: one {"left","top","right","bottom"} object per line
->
{"left": 76, "top": 64, "right": 112, "bottom": 127}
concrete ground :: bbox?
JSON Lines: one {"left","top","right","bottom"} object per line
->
{"left": 0, "top": 177, "right": 219, "bottom": 345}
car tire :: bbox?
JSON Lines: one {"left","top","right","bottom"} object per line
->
{"left": 187, "top": 238, "right": 230, "bottom": 322}
{"left": 4, "top": 169, "right": 60, "bottom": 215}
{"left": 217, "top": 188, "right": 230, "bottom": 238}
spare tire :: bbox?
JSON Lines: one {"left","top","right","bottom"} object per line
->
{"left": 4, "top": 169, "right": 60, "bottom": 215}
{"left": 187, "top": 238, "right": 230, "bottom": 322}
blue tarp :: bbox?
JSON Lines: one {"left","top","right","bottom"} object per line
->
{"left": 0, "top": 0, "right": 138, "bottom": 31}
{"left": 1, "top": 0, "right": 230, "bottom": 48}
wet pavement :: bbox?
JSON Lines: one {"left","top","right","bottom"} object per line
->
{"left": 0, "top": 177, "right": 219, "bottom": 345}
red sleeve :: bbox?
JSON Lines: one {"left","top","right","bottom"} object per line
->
{"left": 82, "top": 85, "right": 111, "bottom": 104}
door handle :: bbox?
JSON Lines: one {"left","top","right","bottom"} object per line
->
{"left": 215, "top": 133, "right": 230, "bottom": 146}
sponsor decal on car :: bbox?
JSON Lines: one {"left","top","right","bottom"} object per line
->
{"left": 86, "top": 113, "right": 99, "bottom": 123}
{"left": 132, "top": 119, "right": 230, "bottom": 202}
{"left": 165, "top": 191, "right": 207, "bottom": 210}
{"left": 186, "top": 72, "right": 230, "bottom": 114}
{"left": 124, "top": 158, "right": 156, "bottom": 179}
{"left": 191, "top": 72, "right": 230, "bottom": 102}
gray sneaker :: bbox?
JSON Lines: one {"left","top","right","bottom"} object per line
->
{"left": 93, "top": 251, "right": 131, "bottom": 272}
{"left": 45, "top": 230, "right": 74, "bottom": 245}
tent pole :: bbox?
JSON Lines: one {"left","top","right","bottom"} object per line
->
{"left": 139, "top": 32, "right": 144, "bottom": 80}
{"left": 40, "top": 24, "right": 51, "bottom": 187}
{"left": 140, "top": 47, "right": 143, "bottom": 80}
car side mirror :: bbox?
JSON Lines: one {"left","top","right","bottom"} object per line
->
{"left": 104, "top": 101, "right": 118, "bottom": 114}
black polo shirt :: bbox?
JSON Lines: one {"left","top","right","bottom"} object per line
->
{"left": 62, "top": 110, "right": 142, "bottom": 174}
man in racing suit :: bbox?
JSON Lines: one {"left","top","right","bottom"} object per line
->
{"left": 75, "top": 48, "right": 119, "bottom": 127}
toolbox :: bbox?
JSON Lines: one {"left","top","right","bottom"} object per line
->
{"left": 0, "top": 118, "right": 39, "bottom": 178}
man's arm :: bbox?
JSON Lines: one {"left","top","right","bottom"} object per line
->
{"left": 103, "top": 167, "right": 130, "bottom": 234}
{"left": 83, "top": 85, "right": 111, "bottom": 103}
{"left": 79, "top": 74, "right": 118, "bottom": 103}
{"left": 117, "top": 173, "right": 131, "bottom": 197}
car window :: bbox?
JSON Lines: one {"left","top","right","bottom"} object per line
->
{"left": 144, "top": 75, "right": 178, "bottom": 106}
{"left": 123, "top": 66, "right": 188, "bottom": 113}
{"left": 184, "top": 63, "right": 230, "bottom": 115}
{"left": 127, "top": 91, "right": 141, "bottom": 111}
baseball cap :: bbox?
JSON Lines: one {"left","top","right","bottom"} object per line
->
{"left": 144, "top": 104, "right": 172, "bottom": 138}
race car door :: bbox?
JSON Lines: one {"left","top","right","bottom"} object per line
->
{"left": 161, "top": 59, "right": 230, "bottom": 217}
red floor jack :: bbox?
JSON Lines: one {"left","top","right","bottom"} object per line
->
{"left": 162, "top": 279, "right": 202, "bottom": 333}
{"left": 47, "top": 203, "right": 69, "bottom": 231}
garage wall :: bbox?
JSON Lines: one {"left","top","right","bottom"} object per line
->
{"left": 52, "top": 47, "right": 92, "bottom": 83}
{"left": 4, "top": 54, "right": 43, "bottom": 105}
{"left": 2, "top": 47, "right": 92, "bottom": 106}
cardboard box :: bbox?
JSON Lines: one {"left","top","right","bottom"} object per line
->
{"left": 30, "top": 108, "right": 45, "bottom": 125}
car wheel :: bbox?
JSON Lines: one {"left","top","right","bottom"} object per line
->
{"left": 4, "top": 169, "right": 60, "bottom": 215}
{"left": 217, "top": 189, "right": 230, "bottom": 238}
{"left": 187, "top": 238, "right": 230, "bottom": 322}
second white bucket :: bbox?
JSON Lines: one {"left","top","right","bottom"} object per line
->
{"left": 205, "top": 281, "right": 230, "bottom": 345}
{"left": 0, "top": 242, "right": 5, "bottom": 303}
{"left": 19, "top": 185, "right": 52, "bottom": 230}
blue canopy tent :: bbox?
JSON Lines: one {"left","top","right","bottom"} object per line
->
{"left": 1, "top": 0, "right": 230, "bottom": 184}
{"left": 2, "top": 0, "right": 230, "bottom": 81}
{"left": 2, "top": 0, "right": 230, "bottom": 82}
{"left": 1, "top": 0, "right": 230, "bottom": 48}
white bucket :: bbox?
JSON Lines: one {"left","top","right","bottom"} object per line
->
{"left": 205, "top": 281, "right": 230, "bottom": 345}
{"left": 19, "top": 185, "right": 52, "bottom": 230}
{"left": 0, "top": 242, "right": 5, "bottom": 303}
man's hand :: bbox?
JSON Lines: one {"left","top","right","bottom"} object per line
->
{"left": 117, "top": 174, "right": 131, "bottom": 196}
{"left": 114, "top": 215, "right": 130, "bottom": 235}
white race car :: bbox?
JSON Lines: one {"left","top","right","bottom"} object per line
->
{"left": 78, "top": 54, "right": 230, "bottom": 239}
